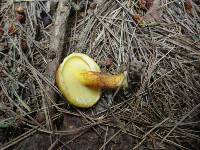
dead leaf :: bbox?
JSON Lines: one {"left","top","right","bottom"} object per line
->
{"left": 146, "top": 0, "right": 154, "bottom": 10}
{"left": 139, "top": 0, "right": 154, "bottom": 10}
{"left": 134, "top": 0, "right": 161, "bottom": 27}
{"left": 139, "top": 0, "right": 146, "bottom": 10}
{"left": 133, "top": 15, "right": 144, "bottom": 23}
{"left": 143, "top": 0, "right": 161, "bottom": 22}
{"left": 185, "top": 0, "right": 193, "bottom": 14}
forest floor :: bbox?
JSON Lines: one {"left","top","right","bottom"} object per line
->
{"left": 0, "top": 0, "right": 200, "bottom": 149}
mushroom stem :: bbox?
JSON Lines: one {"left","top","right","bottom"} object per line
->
{"left": 76, "top": 71, "right": 128, "bottom": 89}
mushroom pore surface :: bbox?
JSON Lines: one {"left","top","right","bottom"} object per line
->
{"left": 56, "top": 53, "right": 101, "bottom": 108}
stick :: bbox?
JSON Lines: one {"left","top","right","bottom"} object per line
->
{"left": 45, "top": 0, "right": 71, "bottom": 108}
{"left": 44, "top": 0, "right": 71, "bottom": 141}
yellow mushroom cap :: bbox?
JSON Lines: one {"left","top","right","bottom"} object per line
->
{"left": 56, "top": 53, "right": 101, "bottom": 108}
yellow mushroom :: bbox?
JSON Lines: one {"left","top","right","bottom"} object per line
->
{"left": 56, "top": 53, "right": 128, "bottom": 108}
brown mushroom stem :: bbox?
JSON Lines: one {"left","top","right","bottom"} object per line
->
{"left": 76, "top": 71, "right": 128, "bottom": 89}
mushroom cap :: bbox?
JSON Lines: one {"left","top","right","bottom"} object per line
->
{"left": 56, "top": 53, "right": 101, "bottom": 108}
